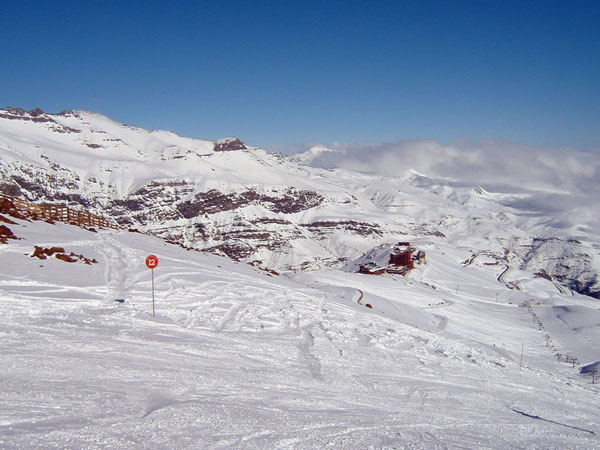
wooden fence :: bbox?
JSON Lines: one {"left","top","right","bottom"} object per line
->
{"left": 0, "top": 194, "right": 120, "bottom": 230}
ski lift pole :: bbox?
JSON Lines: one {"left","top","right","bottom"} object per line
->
{"left": 520, "top": 343, "right": 524, "bottom": 369}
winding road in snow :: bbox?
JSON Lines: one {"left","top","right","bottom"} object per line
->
{"left": 355, "top": 288, "right": 364, "bottom": 305}
{"left": 497, "top": 264, "right": 510, "bottom": 285}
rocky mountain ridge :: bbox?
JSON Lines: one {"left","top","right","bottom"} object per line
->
{"left": 1, "top": 107, "right": 598, "bottom": 298}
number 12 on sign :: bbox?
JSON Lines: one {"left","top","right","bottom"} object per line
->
{"left": 145, "top": 255, "right": 159, "bottom": 316}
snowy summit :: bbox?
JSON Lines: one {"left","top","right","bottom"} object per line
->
{"left": 0, "top": 107, "right": 599, "bottom": 448}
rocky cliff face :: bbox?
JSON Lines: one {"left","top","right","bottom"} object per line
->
{"left": 1, "top": 107, "right": 598, "bottom": 297}
{"left": 521, "top": 238, "right": 600, "bottom": 298}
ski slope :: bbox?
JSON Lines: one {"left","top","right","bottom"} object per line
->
{"left": 1, "top": 108, "right": 599, "bottom": 299}
{"left": 0, "top": 218, "right": 598, "bottom": 448}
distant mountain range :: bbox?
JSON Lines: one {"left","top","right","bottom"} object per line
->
{"left": 1, "top": 107, "right": 598, "bottom": 298}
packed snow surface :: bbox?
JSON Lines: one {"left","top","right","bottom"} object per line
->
{"left": 1, "top": 218, "right": 599, "bottom": 449}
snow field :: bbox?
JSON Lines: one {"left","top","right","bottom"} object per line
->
{"left": 1, "top": 219, "right": 599, "bottom": 448}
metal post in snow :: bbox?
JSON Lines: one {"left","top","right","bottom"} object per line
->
{"left": 151, "top": 268, "right": 155, "bottom": 316}
{"left": 520, "top": 343, "right": 524, "bottom": 369}
{"left": 145, "top": 255, "right": 159, "bottom": 316}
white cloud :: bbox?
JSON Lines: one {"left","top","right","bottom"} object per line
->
{"left": 295, "top": 139, "right": 600, "bottom": 235}
{"left": 297, "top": 139, "right": 600, "bottom": 197}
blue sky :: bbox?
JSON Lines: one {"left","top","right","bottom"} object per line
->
{"left": 1, "top": 1, "right": 598, "bottom": 151}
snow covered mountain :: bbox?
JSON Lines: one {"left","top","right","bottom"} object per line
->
{"left": 1, "top": 107, "right": 600, "bottom": 447}
{"left": 1, "top": 107, "right": 598, "bottom": 299}
{"left": 1, "top": 195, "right": 599, "bottom": 448}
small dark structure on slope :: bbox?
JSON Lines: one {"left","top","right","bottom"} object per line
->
{"left": 359, "top": 242, "right": 426, "bottom": 276}
{"left": 359, "top": 261, "right": 387, "bottom": 275}
{"left": 389, "top": 243, "right": 414, "bottom": 269}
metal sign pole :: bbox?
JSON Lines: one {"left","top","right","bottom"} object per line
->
{"left": 152, "top": 268, "right": 155, "bottom": 316}
{"left": 145, "top": 255, "right": 159, "bottom": 317}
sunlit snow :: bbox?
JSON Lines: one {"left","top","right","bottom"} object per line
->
{"left": 0, "top": 108, "right": 599, "bottom": 448}
{"left": 0, "top": 218, "right": 598, "bottom": 448}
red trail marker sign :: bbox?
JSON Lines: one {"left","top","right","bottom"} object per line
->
{"left": 146, "top": 255, "right": 159, "bottom": 315}
{"left": 146, "top": 254, "right": 159, "bottom": 269}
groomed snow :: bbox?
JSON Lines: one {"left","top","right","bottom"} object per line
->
{"left": 0, "top": 218, "right": 598, "bottom": 448}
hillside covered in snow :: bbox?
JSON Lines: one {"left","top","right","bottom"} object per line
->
{"left": 1, "top": 107, "right": 599, "bottom": 299}
{"left": 1, "top": 107, "right": 600, "bottom": 448}
{"left": 1, "top": 200, "right": 599, "bottom": 448}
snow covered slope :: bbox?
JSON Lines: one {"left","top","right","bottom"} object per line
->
{"left": 1, "top": 107, "right": 599, "bottom": 300}
{"left": 1, "top": 213, "right": 599, "bottom": 448}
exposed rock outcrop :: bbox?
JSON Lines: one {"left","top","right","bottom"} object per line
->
{"left": 213, "top": 137, "right": 247, "bottom": 152}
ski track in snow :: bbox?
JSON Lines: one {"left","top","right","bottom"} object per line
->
{"left": 0, "top": 219, "right": 599, "bottom": 448}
